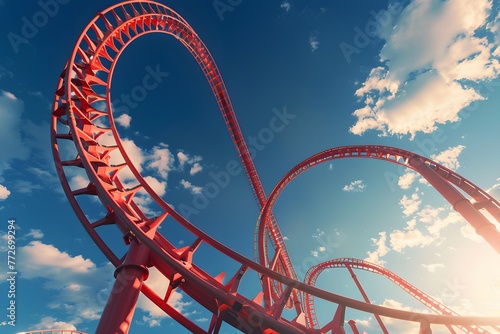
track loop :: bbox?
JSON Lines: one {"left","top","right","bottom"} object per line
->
{"left": 52, "top": 1, "right": 500, "bottom": 333}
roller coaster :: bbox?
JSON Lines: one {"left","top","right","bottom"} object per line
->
{"left": 49, "top": 1, "right": 500, "bottom": 333}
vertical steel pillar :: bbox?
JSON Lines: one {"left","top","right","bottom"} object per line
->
{"left": 409, "top": 156, "right": 500, "bottom": 254}
{"left": 346, "top": 265, "right": 389, "bottom": 334}
{"left": 329, "top": 304, "right": 346, "bottom": 334}
{"left": 96, "top": 241, "right": 150, "bottom": 334}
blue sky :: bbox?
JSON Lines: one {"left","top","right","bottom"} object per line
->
{"left": 1, "top": 0, "right": 500, "bottom": 333}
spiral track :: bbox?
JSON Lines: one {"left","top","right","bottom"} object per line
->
{"left": 50, "top": 1, "right": 500, "bottom": 333}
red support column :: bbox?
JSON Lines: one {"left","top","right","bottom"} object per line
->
{"left": 96, "top": 242, "right": 150, "bottom": 334}
{"left": 323, "top": 304, "right": 346, "bottom": 334}
{"left": 346, "top": 265, "right": 389, "bottom": 334}
{"left": 347, "top": 320, "right": 360, "bottom": 334}
{"left": 419, "top": 319, "right": 433, "bottom": 334}
{"left": 409, "top": 156, "right": 500, "bottom": 254}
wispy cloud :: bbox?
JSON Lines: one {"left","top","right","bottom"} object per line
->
{"left": 389, "top": 202, "right": 467, "bottom": 253}
{"left": 147, "top": 143, "right": 175, "bottom": 180}
{"left": 389, "top": 219, "right": 434, "bottom": 253}
{"left": 31, "top": 316, "right": 78, "bottom": 331}
{"left": 379, "top": 299, "right": 425, "bottom": 332}
{"left": 13, "top": 180, "right": 43, "bottom": 194}
{"left": 399, "top": 192, "right": 421, "bottom": 216}
{"left": 140, "top": 315, "right": 161, "bottom": 328}
{"left": 421, "top": 262, "right": 444, "bottom": 272}
{"left": 21, "top": 228, "right": 44, "bottom": 240}
{"left": 365, "top": 231, "right": 389, "bottom": 265}
{"left": 180, "top": 179, "right": 203, "bottom": 194}
{"left": 18, "top": 240, "right": 115, "bottom": 326}
{"left": 350, "top": 0, "right": 500, "bottom": 139}
{"left": 177, "top": 151, "right": 202, "bottom": 170}
{"left": 280, "top": 1, "right": 291, "bottom": 12}
{"left": 309, "top": 35, "right": 319, "bottom": 52}
{"left": 0, "top": 91, "right": 30, "bottom": 174}
{"left": 430, "top": 145, "right": 465, "bottom": 170}
{"left": 342, "top": 179, "right": 366, "bottom": 192}
{"left": 421, "top": 208, "right": 465, "bottom": 236}
{"left": 2, "top": 90, "right": 17, "bottom": 100}
{"left": 312, "top": 228, "right": 325, "bottom": 238}
{"left": 398, "top": 171, "right": 418, "bottom": 190}
{"left": 487, "top": 178, "right": 500, "bottom": 200}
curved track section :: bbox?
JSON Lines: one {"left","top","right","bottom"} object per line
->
{"left": 304, "top": 258, "right": 489, "bottom": 333}
{"left": 51, "top": 2, "right": 500, "bottom": 333}
{"left": 257, "top": 145, "right": 500, "bottom": 310}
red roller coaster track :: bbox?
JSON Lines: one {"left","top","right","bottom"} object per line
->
{"left": 50, "top": 1, "right": 500, "bottom": 333}
{"left": 256, "top": 145, "right": 500, "bottom": 313}
{"left": 304, "top": 258, "right": 493, "bottom": 333}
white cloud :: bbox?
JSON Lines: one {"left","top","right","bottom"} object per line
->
{"left": 342, "top": 179, "right": 366, "bottom": 192}
{"left": 350, "top": 0, "right": 499, "bottom": 138}
{"left": 180, "top": 179, "right": 203, "bottom": 195}
{"left": 20, "top": 241, "right": 95, "bottom": 279}
{"left": 418, "top": 206, "right": 445, "bottom": 224}
{"left": 487, "top": 178, "right": 500, "bottom": 200}
{"left": 351, "top": 317, "right": 372, "bottom": 329}
{"left": 0, "top": 91, "right": 30, "bottom": 173}
{"left": 189, "top": 162, "right": 203, "bottom": 175}
{"left": 133, "top": 195, "right": 160, "bottom": 217}
{"left": 318, "top": 246, "right": 326, "bottom": 252}
{"left": 69, "top": 174, "right": 89, "bottom": 191}
{"left": 311, "top": 250, "right": 318, "bottom": 257}
{"left": 102, "top": 135, "right": 206, "bottom": 214}
{"left": 177, "top": 151, "right": 202, "bottom": 171}
{"left": 399, "top": 193, "right": 421, "bottom": 216}
{"left": 177, "top": 151, "right": 189, "bottom": 167}
{"left": 460, "top": 223, "right": 483, "bottom": 242}
{"left": 419, "top": 206, "right": 465, "bottom": 236}
{"left": 13, "top": 180, "right": 43, "bottom": 194}
{"left": 379, "top": 299, "right": 424, "bottom": 333}
{"left": 431, "top": 145, "right": 465, "bottom": 170}
{"left": 196, "top": 317, "right": 209, "bottom": 323}
{"left": 140, "top": 315, "right": 161, "bottom": 327}
{"left": 31, "top": 316, "right": 78, "bottom": 331}
{"left": 143, "top": 175, "right": 167, "bottom": 197}
{"left": 0, "top": 184, "right": 10, "bottom": 200}
{"left": 2, "top": 90, "right": 17, "bottom": 100}
{"left": 111, "top": 138, "right": 145, "bottom": 180}
{"left": 312, "top": 228, "right": 325, "bottom": 238}
{"left": 115, "top": 113, "right": 131, "bottom": 128}
{"left": 18, "top": 240, "right": 115, "bottom": 324}
{"left": 365, "top": 232, "right": 389, "bottom": 265}
{"left": 398, "top": 171, "right": 418, "bottom": 190}
{"left": 23, "top": 228, "right": 44, "bottom": 239}
{"left": 280, "top": 1, "right": 291, "bottom": 12}
{"left": 421, "top": 263, "right": 444, "bottom": 272}
{"left": 389, "top": 225, "right": 434, "bottom": 253}
{"left": 137, "top": 267, "right": 191, "bottom": 318}
{"left": 309, "top": 35, "right": 319, "bottom": 52}
{"left": 147, "top": 143, "right": 175, "bottom": 180}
